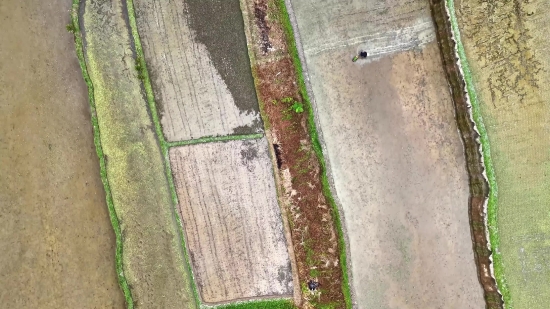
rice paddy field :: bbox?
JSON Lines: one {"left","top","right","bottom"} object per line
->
{"left": 452, "top": 0, "right": 550, "bottom": 307}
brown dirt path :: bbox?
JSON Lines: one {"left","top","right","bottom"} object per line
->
{"left": 454, "top": 1, "right": 550, "bottom": 307}
{"left": 0, "top": 0, "right": 124, "bottom": 308}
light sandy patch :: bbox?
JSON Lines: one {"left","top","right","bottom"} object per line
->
{"left": 134, "top": 0, "right": 261, "bottom": 141}
{"left": 170, "top": 138, "right": 293, "bottom": 304}
{"left": 291, "top": 0, "right": 435, "bottom": 58}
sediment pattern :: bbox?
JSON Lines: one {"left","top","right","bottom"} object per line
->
{"left": 170, "top": 139, "right": 292, "bottom": 304}
{"left": 133, "top": 0, "right": 262, "bottom": 141}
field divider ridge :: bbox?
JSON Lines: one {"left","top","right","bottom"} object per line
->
{"left": 69, "top": 0, "right": 134, "bottom": 307}
{"left": 167, "top": 133, "right": 265, "bottom": 148}
{"left": 277, "top": 0, "right": 353, "bottom": 307}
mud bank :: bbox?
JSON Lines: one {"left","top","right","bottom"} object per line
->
{"left": 428, "top": 0, "right": 502, "bottom": 308}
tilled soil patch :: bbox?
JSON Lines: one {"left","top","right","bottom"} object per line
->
{"left": 169, "top": 139, "right": 293, "bottom": 304}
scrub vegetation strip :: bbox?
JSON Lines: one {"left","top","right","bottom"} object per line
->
{"left": 69, "top": 1, "right": 133, "bottom": 307}
{"left": 166, "top": 133, "right": 264, "bottom": 148}
{"left": 276, "top": 1, "right": 352, "bottom": 307}
{"left": 442, "top": 0, "right": 507, "bottom": 307}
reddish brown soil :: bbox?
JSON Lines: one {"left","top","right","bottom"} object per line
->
{"left": 245, "top": 1, "right": 347, "bottom": 307}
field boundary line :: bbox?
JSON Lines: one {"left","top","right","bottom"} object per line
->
{"left": 167, "top": 133, "right": 264, "bottom": 148}
{"left": 69, "top": 0, "right": 134, "bottom": 307}
{"left": 444, "top": 0, "right": 509, "bottom": 307}
{"left": 124, "top": 0, "right": 201, "bottom": 307}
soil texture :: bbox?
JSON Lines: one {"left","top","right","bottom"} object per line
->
{"left": 0, "top": 0, "right": 124, "bottom": 308}
{"left": 133, "top": 0, "right": 262, "bottom": 141}
{"left": 287, "top": 0, "right": 485, "bottom": 307}
{"left": 170, "top": 139, "right": 293, "bottom": 304}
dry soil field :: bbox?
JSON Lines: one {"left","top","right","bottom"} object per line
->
{"left": 170, "top": 139, "right": 293, "bottom": 304}
{"left": 0, "top": 0, "right": 124, "bottom": 307}
{"left": 287, "top": 0, "right": 485, "bottom": 307}
{"left": 133, "top": 0, "right": 262, "bottom": 141}
{"left": 454, "top": 0, "right": 550, "bottom": 307}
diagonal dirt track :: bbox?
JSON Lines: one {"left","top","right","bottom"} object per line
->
{"left": 286, "top": 0, "right": 485, "bottom": 307}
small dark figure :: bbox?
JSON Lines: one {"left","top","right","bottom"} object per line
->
{"left": 307, "top": 280, "right": 320, "bottom": 291}
{"left": 352, "top": 50, "right": 368, "bottom": 62}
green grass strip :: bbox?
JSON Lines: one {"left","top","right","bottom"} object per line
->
{"left": 274, "top": 0, "right": 352, "bottom": 307}
{"left": 167, "top": 133, "right": 264, "bottom": 148}
{"left": 69, "top": 1, "right": 134, "bottom": 307}
{"left": 209, "top": 299, "right": 297, "bottom": 309}
{"left": 124, "top": 0, "right": 202, "bottom": 307}
{"left": 445, "top": 1, "right": 510, "bottom": 307}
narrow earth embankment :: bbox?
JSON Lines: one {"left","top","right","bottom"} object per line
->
{"left": 0, "top": 0, "right": 124, "bottom": 307}
{"left": 428, "top": 1, "right": 503, "bottom": 308}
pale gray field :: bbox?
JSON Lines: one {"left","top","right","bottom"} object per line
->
{"left": 170, "top": 138, "right": 293, "bottom": 304}
{"left": 287, "top": 0, "right": 485, "bottom": 307}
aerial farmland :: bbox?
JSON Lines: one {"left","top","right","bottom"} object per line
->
{"left": 1, "top": 0, "right": 548, "bottom": 309}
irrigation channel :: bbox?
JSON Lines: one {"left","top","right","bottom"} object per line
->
{"left": 0, "top": 0, "right": 124, "bottom": 308}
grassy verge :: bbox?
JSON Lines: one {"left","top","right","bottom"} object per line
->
{"left": 167, "top": 133, "right": 264, "bottom": 148}
{"left": 274, "top": 0, "right": 352, "bottom": 307}
{"left": 445, "top": 0, "right": 510, "bottom": 307}
{"left": 69, "top": 1, "right": 134, "bottom": 307}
